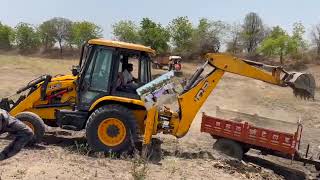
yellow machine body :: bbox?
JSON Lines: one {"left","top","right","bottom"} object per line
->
{"left": 10, "top": 75, "right": 77, "bottom": 119}
{"left": 3, "top": 39, "right": 314, "bottom": 151}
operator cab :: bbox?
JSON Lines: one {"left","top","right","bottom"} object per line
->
{"left": 75, "top": 39, "right": 155, "bottom": 111}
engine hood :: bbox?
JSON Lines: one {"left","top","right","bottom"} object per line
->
{"left": 51, "top": 74, "right": 77, "bottom": 82}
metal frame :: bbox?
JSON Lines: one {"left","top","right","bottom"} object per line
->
{"left": 201, "top": 112, "right": 320, "bottom": 170}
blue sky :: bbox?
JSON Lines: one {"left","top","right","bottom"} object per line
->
{"left": 1, "top": 0, "right": 320, "bottom": 39}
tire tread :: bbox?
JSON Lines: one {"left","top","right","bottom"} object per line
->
{"left": 85, "top": 104, "right": 138, "bottom": 153}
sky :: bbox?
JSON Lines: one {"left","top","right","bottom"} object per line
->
{"left": 1, "top": 0, "right": 320, "bottom": 39}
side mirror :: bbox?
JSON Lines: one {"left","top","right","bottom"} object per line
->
{"left": 72, "top": 65, "right": 80, "bottom": 76}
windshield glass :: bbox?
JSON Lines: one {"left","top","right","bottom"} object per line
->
{"left": 80, "top": 44, "right": 92, "bottom": 72}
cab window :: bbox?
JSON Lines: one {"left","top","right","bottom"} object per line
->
{"left": 115, "top": 51, "right": 151, "bottom": 95}
{"left": 90, "top": 48, "right": 113, "bottom": 91}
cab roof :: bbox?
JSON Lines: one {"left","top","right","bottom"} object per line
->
{"left": 88, "top": 39, "right": 156, "bottom": 55}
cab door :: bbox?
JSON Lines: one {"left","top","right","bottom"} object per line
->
{"left": 139, "top": 54, "right": 152, "bottom": 83}
{"left": 78, "top": 46, "right": 115, "bottom": 110}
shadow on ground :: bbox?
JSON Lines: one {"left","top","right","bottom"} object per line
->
{"left": 243, "top": 155, "right": 307, "bottom": 180}
{"left": 1, "top": 133, "right": 307, "bottom": 180}
{"left": 43, "top": 131, "right": 86, "bottom": 147}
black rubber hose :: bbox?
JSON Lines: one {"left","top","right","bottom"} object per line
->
{"left": 182, "top": 61, "right": 208, "bottom": 93}
{"left": 16, "top": 75, "right": 49, "bottom": 94}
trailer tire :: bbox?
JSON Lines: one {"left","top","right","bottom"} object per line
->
{"left": 15, "top": 112, "right": 46, "bottom": 144}
{"left": 213, "top": 138, "right": 243, "bottom": 160}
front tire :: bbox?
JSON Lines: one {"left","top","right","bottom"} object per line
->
{"left": 15, "top": 112, "right": 46, "bottom": 144}
{"left": 86, "top": 104, "right": 138, "bottom": 153}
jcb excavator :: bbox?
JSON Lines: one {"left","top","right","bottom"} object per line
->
{"left": 0, "top": 39, "right": 316, "bottom": 153}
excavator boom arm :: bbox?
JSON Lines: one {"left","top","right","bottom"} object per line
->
{"left": 142, "top": 53, "right": 315, "bottom": 145}
{"left": 206, "top": 53, "right": 284, "bottom": 85}
{"left": 171, "top": 53, "right": 315, "bottom": 138}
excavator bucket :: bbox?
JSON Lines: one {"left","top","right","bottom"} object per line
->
{"left": 284, "top": 72, "right": 316, "bottom": 100}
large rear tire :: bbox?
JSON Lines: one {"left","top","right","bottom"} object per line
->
{"left": 213, "top": 138, "right": 244, "bottom": 160}
{"left": 86, "top": 104, "right": 138, "bottom": 153}
{"left": 15, "top": 112, "right": 46, "bottom": 144}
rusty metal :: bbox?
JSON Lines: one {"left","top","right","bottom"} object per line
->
{"left": 202, "top": 111, "right": 320, "bottom": 170}
{"left": 201, "top": 113, "right": 302, "bottom": 156}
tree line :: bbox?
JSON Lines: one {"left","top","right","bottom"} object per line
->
{"left": 112, "top": 12, "right": 320, "bottom": 64}
{"left": 1, "top": 13, "right": 320, "bottom": 63}
{"left": 0, "top": 17, "right": 102, "bottom": 55}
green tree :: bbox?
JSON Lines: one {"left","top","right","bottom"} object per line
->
{"left": 112, "top": 20, "right": 140, "bottom": 43}
{"left": 14, "top": 22, "right": 40, "bottom": 51}
{"left": 311, "top": 24, "right": 320, "bottom": 57}
{"left": 139, "top": 18, "right": 170, "bottom": 54}
{"left": 291, "top": 22, "right": 307, "bottom": 53}
{"left": 0, "top": 22, "right": 14, "bottom": 49}
{"left": 258, "top": 26, "right": 296, "bottom": 64}
{"left": 38, "top": 20, "right": 56, "bottom": 50}
{"left": 71, "top": 21, "right": 102, "bottom": 48}
{"left": 192, "top": 18, "right": 228, "bottom": 54}
{"left": 168, "top": 16, "right": 194, "bottom": 53}
{"left": 50, "top": 17, "right": 72, "bottom": 55}
{"left": 226, "top": 23, "right": 242, "bottom": 54}
{"left": 241, "top": 12, "right": 265, "bottom": 54}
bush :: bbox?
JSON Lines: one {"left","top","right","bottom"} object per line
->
{"left": 14, "top": 23, "right": 40, "bottom": 52}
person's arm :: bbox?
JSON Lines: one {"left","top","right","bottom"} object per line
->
{"left": 117, "top": 72, "right": 124, "bottom": 86}
{"left": 132, "top": 76, "right": 138, "bottom": 82}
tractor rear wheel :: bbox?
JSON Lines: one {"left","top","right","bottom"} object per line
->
{"left": 86, "top": 104, "right": 138, "bottom": 153}
{"left": 15, "top": 112, "right": 46, "bottom": 144}
{"left": 213, "top": 138, "right": 244, "bottom": 160}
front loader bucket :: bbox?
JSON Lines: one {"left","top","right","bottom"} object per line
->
{"left": 284, "top": 72, "right": 316, "bottom": 100}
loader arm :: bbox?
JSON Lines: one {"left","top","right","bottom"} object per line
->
{"left": 170, "top": 53, "right": 315, "bottom": 138}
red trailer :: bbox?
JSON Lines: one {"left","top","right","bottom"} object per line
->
{"left": 201, "top": 110, "right": 320, "bottom": 170}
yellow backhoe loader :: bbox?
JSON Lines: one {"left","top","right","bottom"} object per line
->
{"left": 0, "top": 39, "right": 316, "bottom": 153}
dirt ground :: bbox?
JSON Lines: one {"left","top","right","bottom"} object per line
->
{"left": 0, "top": 55, "right": 319, "bottom": 180}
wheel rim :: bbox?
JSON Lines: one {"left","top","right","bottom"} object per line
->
{"left": 22, "top": 121, "right": 35, "bottom": 132}
{"left": 97, "top": 118, "right": 127, "bottom": 147}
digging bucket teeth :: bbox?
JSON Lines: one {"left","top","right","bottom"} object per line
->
{"left": 284, "top": 72, "right": 316, "bottom": 100}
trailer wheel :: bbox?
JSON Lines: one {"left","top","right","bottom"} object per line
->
{"left": 15, "top": 112, "right": 46, "bottom": 144}
{"left": 213, "top": 138, "right": 244, "bottom": 160}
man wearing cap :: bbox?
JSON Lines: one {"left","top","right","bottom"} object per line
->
{"left": 122, "top": 63, "right": 137, "bottom": 85}
{"left": 0, "top": 109, "right": 33, "bottom": 161}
